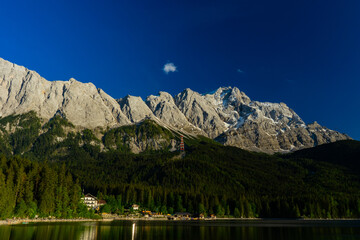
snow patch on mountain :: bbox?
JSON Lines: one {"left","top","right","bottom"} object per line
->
{"left": 0, "top": 57, "right": 351, "bottom": 153}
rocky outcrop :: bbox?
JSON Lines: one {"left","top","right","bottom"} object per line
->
{"left": 117, "top": 95, "right": 155, "bottom": 123}
{"left": 211, "top": 90, "right": 350, "bottom": 153}
{"left": 0, "top": 57, "right": 350, "bottom": 153}
{"left": 121, "top": 135, "right": 171, "bottom": 154}
{"left": 174, "top": 88, "right": 228, "bottom": 138}
{"left": 146, "top": 91, "right": 203, "bottom": 134}
{"left": 173, "top": 86, "right": 350, "bottom": 153}
{"left": 0, "top": 58, "right": 130, "bottom": 128}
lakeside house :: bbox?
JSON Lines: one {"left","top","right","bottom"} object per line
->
{"left": 131, "top": 204, "right": 140, "bottom": 211}
{"left": 81, "top": 193, "right": 106, "bottom": 210}
{"left": 98, "top": 199, "right": 106, "bottom": 207}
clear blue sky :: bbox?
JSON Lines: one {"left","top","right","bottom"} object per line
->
{"left": 0, "top": 0, "right": 359, "bottom": 139}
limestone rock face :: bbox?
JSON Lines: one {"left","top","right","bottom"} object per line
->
{"left": 97, "top": 89, "right": 130, "bottom": 126}
{"left": 117, "top": 95, "right": 155, "bottom": 123}
{"left": 146, "top": 91, "right": 202, "bottom": 134}
{"left": 212, "top": 94, "right": 350, "bottom": 153}
{"left": 0, "top": 57, "right": 130, "bottom": 128}
{"left": 127, "top": 136, "right": 170, "bottom": 154}
{"left": 0, "top": 57, "right": 351, "bottom": 153}
{"left": 171, "top": 86, "right": 350, "bottom": 153}
{"left": 174, "top": 88, "right": 227, "bottom": 138}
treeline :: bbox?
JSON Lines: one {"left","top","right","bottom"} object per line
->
{"left": 1, "top": 112, "right": 360, "bottom": 219}
{"left": 69, "top": 141, "right": 360, "bottom": 218}
{"left": 0, "top": 155, "right": 94, "bottom": 219}
{"left": 97, "top": 185, "right": 360, "bottom": 218}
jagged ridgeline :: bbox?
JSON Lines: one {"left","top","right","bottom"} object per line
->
{"left": 1, "top": 58, "right": 359, "bottom": 219}
{"left": 0, "top": 57, "right": 351, "bottom": 154}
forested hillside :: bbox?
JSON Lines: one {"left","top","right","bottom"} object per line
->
{"left": 61, "top": 141, "right": 360, "bottom": 218}
{"left": 0, "top": 112, "right": 359, "bottom": 218}
{"left": 285, "top": 140, "right": 360, "bottom": 172}
{"left": 0, "top": 155, "right": 97, "bottom": 219}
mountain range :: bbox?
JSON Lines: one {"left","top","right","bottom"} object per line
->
{"left": 0, "top": 57, "right": 350, "bottom": 153}
{"left": 0, "top": 57, "right": 359, "bottom": 219}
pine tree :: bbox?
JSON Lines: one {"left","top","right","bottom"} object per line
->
{"left": 294, "top": 205, "right": 301, "bottom": 218}
{"left": 4, "top": 166, "right": 16, "bottom": 217}
{"left": 244, "top": 200, "right": 252, "bottom": 218}
{"left": 39, "top": 165, "right": 57, "bottom": 216}
{"left": 15, "top": 199, "right": 27, "bottom": 218}
{"left": 198, "top": 203, "right": 206, "bottom": 216}
{"left": 226, "top": 205, "right": 230, "bottom": 216}
{"left": 216, "top": 204, "right": 224, "bottom": 217}
{"left": 176, "top": 195, "right": 184, "bottom": 212}
{"left": 234, "top": 207, "right": 241, "bottom": 218}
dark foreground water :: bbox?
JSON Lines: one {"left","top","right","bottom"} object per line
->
{"left": 0, "top": 219, "right": 360, "bottom": 240}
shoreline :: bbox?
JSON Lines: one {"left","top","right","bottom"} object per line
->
{"left": 1, "top": 217, "right": 359, "bottom": 226}
{"left": 0, "top": 218, "right": 111, "bottom": 226}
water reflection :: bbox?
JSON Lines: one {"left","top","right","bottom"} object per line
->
{"left": 132, "top": 222, "right": 136, "bottom": 240}
{"left": 0, "top": 220, "right": 359, "bottom": 240}
{"left": 79, "top": 223, "right": 97, "bottom": 240}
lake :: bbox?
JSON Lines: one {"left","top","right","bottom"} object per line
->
{"left": 0, "top": 219, "right": 359, "bottom": 240}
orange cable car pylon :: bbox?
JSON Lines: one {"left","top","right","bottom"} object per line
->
{"left": 180, "top": 135, "right": 185, "bottom": 151}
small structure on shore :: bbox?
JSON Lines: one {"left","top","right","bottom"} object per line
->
{"left": 98, "top": 199, "right": 107, "bottom": 208}
{"left": 81, "top": 193, "right": 106, "bottom": 210}
{"left": 141, "top": 210, "right": 152, "bottom": 217}
{"left": 174, "top": 212, "right": 192, "bottom": 220}
{"left": 131, "top": 204, "right": 140, "bottom": 211}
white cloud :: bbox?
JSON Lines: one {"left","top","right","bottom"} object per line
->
{"left": 237, "top": 69, "right": 244, "bottom": 73}
{"left": 163, "top": 63, "right": 177, "bottom": 74}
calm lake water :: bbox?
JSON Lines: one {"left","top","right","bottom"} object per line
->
{"left": 0, "top": 219, "right": 359, "bottom": 240}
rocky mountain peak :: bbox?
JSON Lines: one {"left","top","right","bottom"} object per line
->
{"left": 118, "top": 95, "right": 155, "bottom": 123}
{"left": 204, "top": 86, "right": 251, "bottom": 107}
{"left": 0, "top": 57, "right": 351, "bottom": 153}
{"left": 146, "top": 91, "right": 201, "bottom": 133}
{"left": 146, "top": 91, "right": 174, "bottom": 104}
{"left": 175, "top": 88, "right": 228, "bottom": 138}
{"left": 0, "top": 58, "right": 130, "bottom": 128}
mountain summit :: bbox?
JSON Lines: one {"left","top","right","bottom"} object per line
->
{"left": 0, "top": 57, "right": 350, "bottom": 153}
{"left": 0, "top": 57, "right": 130, "bottom": 128}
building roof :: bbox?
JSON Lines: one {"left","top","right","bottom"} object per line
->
{"left": 84, "top": 193, "right": 97, "bottom": 199}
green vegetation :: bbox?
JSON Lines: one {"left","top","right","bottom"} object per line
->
{"left": 0, "top": 111, "right": 41, "bottom": 155}
{"left": 103, "top": 119, "right": 174, "bottom": 152}
{"left": 0, "top": 154, "right": 97, "bottom": 219}
{"left": 0, "top": 113, "right": 360, "bottom": 219}
{"left": 284, "top": 140, "right": 360, "bottom": 172}
{"left": 61, "top": 141, "right": 360, "bottom": 218}
{"left": 31, "top": 115, "right": 74, "bottom": 158}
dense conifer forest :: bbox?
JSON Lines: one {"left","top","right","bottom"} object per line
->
{"left": 0, "top": 112, "right": 359, "bottom": 219}
{"left": 0, "top": 155, "right": 99, "bottom": 219}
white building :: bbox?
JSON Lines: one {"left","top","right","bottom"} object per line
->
{"left": 82, "top": 193, "right": 99, "bottom": 209}
{"left": 132, "top": 204, "right": 140, "bottom": 211}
